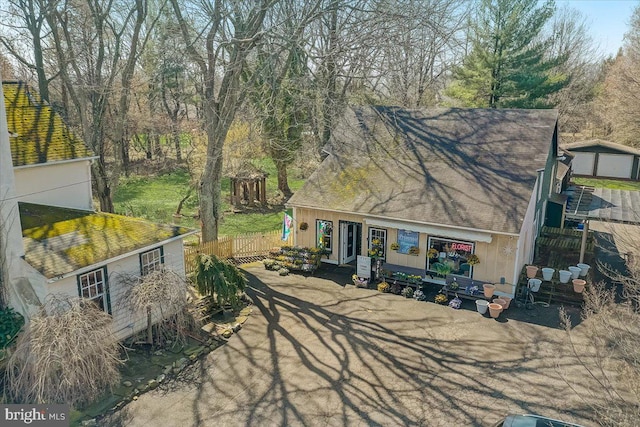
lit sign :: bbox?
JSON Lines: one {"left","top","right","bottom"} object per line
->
{"left": 451, "top": 242, "right": 473, "bottom": 252}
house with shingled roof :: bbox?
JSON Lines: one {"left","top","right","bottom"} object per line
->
{"left": 1, "top": 80, "right": 195, "bottom": 340}
{"left": 287, "top": 106, "right": 565, "bottom": 298}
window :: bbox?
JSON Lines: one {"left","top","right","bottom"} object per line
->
{"left": 427, "top": 237, "right": 475, "bottom": 278}
{"left": 368, "top": 228, "right": 387, "bottom": 259}
{"left": 77, "top": 267, "right": 110, "bottom": 313}
{"left": 316, "top": 220, "right": 333, "bottom": 252}
{"left": 140, "top": 247, "right": 164, "bottom": 275}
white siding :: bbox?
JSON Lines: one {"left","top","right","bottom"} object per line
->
{"left": 596, "top": 153, "right": 633, "bottom": 179}
{"left": 14, "top": 160, "right": 93, "bottom": 210}
{"left": 45, "top": 238, "right": 187, "bottom": 341}
{"left": 571, "top": 152, "right": 595, "bottom": 175}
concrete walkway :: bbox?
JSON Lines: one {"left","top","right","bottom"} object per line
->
{"left": 105, "top": 264, "right": 595, "bottom": 427}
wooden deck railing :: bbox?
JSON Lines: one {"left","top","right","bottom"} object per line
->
{"left": 184, "top": 230, "right": 293, "bottom": 274}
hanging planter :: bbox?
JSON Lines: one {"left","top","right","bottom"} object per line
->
{"left": 408, "top": 246, "right": 420, "bottom": 256}
{"left": 390, "top": 242, "right": 399, "bottom": 251}
{"left": 299, "top": 222, "right": 308, "bottom": 231}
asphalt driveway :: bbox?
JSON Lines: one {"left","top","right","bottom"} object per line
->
{"left": 106, "top": 264, "right": 595, "bottom": 427}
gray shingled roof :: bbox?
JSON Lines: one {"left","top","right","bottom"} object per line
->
{"left": 562, "top": 139, "right": 640, "bottom": 156}
{"left": 288, "top": 106, "right": 558, "bottom": 234}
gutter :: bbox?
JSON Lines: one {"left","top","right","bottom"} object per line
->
{"left": 13, "top": 156, "right": 100, "bottom": 170}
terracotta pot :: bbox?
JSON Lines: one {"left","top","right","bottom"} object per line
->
{"left": 493, "top": 298, "right": 507, "bottom": 309}
{"left": 573, "top": 279, "right": 586, "bottom": 293}
{"left": 499, "top": 296, "right": 512, "bottom": 309}
{"left": 526, "top": 265, "right": 538, "bottom": 279}
{"left": 483, "top": 284, "right": 496, "bottom": 298}
{"left": 488, "top": 303, "right": 503, "bottom": 318}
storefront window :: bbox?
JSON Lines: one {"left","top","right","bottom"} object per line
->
{"left": 426, "top": 237, "right": 474, "bottom": 278}
{"left": 316, "top": 220, "right": 333, "bottom": 252}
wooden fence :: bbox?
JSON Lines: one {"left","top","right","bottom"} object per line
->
{"left": 184, "top": 230, "right": 293, "bottom": 274}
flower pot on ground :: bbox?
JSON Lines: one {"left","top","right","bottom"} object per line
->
{"left": 493, "top": 298, "right": 507, "bottom": 310}
{"left": 568, "top": 266, "right": 581, "bottom": 280}
{"left": 572, "top": 279, "right": 586, "bottom": 293}
{"left": 476, "top": 299, "right": 489, "bottom": 315}
{"left": 526, "top": 265, "right": 538, "bottom": 279}
{"left": 483, "top": 284, "right": 496, "bottom": 298}
{"left": 541, "top": 267, "right": 555, "bottom": 281}
{"left": 499, "top": 296, "right": 512, "bottom": 309}
{"left": 488, "top": 303, "right": 503, "bottom": 318}
{"left": 528, "top": 279, "right": 542, "bottom": 292}
{"left": 558, "top": 270, "right": 572, "bottom": 284}
{"left": 576, "top": 263, "right": 590, "bottom": 277}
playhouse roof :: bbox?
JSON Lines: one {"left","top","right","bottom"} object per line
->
{"left": 20, "top": 203, "right": 194, "bottom": 279}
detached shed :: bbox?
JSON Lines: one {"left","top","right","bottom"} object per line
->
{"left": 563, "top": 139, "right": 640, "bottom": 180}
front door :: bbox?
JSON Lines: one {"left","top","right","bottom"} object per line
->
{"left": 340, "top": 222, "right": 358, "bottom": 264}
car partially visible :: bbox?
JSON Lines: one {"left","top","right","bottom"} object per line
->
{"left": 493, "top": 414, "right": 585, "bottom": 427}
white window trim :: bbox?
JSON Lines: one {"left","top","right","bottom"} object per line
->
{"left": 427, "top": 236, "right": 475, "bottom": 278}
{"left": 78, "top": 267, "right": 109, "bottom": 312}
{"left": 368, "top": 227, "right": 387, "bottom": 260}
{"left": 140, "top": 247, "right": 164, "bottom": 275}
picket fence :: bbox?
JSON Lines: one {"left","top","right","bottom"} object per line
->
{"left": 184, "top": 230, "right": 293, "bottom": 274}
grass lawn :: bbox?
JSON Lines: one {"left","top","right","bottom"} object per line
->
{"left": 113, "top": 158, "right": 306, "bottom": 236}
{"left": 572, "top": 177, "right": 640, "bottom": 191}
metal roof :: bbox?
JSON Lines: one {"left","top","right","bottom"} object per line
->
{"left": 564, "top": 186, "right": 640, "bottom": 223}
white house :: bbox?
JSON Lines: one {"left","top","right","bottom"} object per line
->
{"left": 1, "top": 80, "right": 195, "bottom": 340}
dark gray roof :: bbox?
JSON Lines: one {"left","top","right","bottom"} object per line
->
{"left": 288, "top": 106, "right": 558, "bottom": 234}
{"left": 563, "top": 139, "right": 640, "bottom": 156}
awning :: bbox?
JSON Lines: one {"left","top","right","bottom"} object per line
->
{"left": 364, "top": 217, "right": 493, "bottom": 243}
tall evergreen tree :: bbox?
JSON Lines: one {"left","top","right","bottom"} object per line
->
{"left": 447, "top": 0, "right": 568, "bottom": 108}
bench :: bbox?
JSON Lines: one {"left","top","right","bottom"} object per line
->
{"left": 441, "top": 275, "right": 493, "bottom": 301}
{"left": 380, "top": 263, "right": 428, "bottom": 288}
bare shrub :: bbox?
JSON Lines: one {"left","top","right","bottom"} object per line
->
{"left": 118, "top": 269, "right": 198, "bottom": 346}
{"left": 560, "top": 281, "right": 640, "bottom": 425}
{"left": 5, "top": 296, "right": 121, "bottom": 407}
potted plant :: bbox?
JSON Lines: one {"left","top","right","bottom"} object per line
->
{"left": 408, "top": 246, "right": 420, "bottom": 256}
{"left": 432, "top": 262, "right": 452, "bottom": 278}
{"left": 390, "top": 242, "right": 399, "bottom": 251}
{"left": 377, "top": 282, "right": 390, "bottom": 293}
{"left": 401, "top": 287, "right": 414, "bottom": 298}
{"left": 467, "top": 254, "right": 480, "bottom": 266}
{"left": 299, "top": 222, "right": 308, "bottom": 231}
{"left": 427, "top": 248, "right": 439, "bottom": 259}
{"left": 352, "top": 274, "right": 368, "bottom": 287}
{"left": 434, "top": 293, "right": 448, "bottom": 305}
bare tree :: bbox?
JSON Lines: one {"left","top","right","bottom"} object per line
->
{"left": 169, "top": 0, "right": 326, "bottom": 242}
{"left": 45, "top": 0, "right": 151, "bottom": 212}
{"left": 375, "top": 0, "right": 469, "bottom": 108}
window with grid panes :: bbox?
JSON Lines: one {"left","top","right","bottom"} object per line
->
{"left": 368, "top": 228, "right": 387, "bottom": 259}
{"left": 78, "top": 268, "right": 108, "bottom": 312}
{"left": 140, "top": 247, "right": 164, "bottom": 275}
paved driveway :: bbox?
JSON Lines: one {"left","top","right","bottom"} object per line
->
{"left": 107, "top": 265, "right": 595, "bottom": 427}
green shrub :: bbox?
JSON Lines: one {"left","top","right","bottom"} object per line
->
{"left": 0, "top": 307, "right": 24, "bottom": 350}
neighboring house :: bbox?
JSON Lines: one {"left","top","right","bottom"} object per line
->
{"left": 1, "top": 81, "right": 195, "bottom": 340}
{"left": 563, "top": 139, "right": 640, "bottom": 180}
{"left": 287, "top": 106, "right": 563, "bottom": 297}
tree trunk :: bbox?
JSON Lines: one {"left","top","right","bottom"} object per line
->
{"left": 92, "top": 161, "right": 114, "bottom": 212}
{"left": 275, "top": 160, "right": 292, "bottom": 198}
{"left": 172, "top": 123, "right": 182, "bottom": 162}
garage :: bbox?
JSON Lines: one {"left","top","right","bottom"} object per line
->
{"left": 571, "top": 152, "right": 595, "bottom": 175}
{"left": 563, "top": 139, "right": 640, "bottom": 181}
{"left": 596, "top": 153, "right": 634, "bottom": 178}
